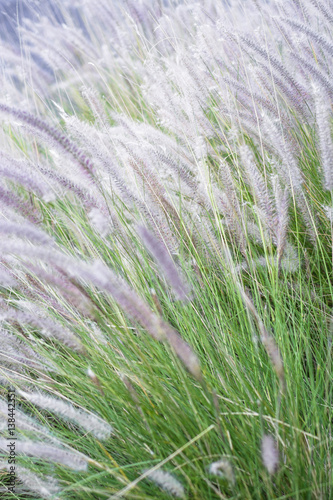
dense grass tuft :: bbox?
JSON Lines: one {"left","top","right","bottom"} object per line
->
{"left": 0, "top": 0, "right": 332, "bottom": 498}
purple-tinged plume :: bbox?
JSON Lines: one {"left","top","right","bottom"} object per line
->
{"left": 313, "top": 84, "right": 333, "bottom": 190}
{"left": 137, "top": 225, "right": 191, "bottom": 301}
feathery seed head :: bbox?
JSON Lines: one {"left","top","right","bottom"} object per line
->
{"left": 261, "top": 434, "right": 279, "bottom": 475}
{"left": 208, "top": 458, "right": 235, "bottom": 485}
{"left": 144, "top": 469, "right": 186, "bottom": 498}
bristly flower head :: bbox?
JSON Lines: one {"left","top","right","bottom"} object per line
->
{"left": 312, "top": 83, "right": 333, "bottom": 190}
{"left": 0, "top": 463, "right": 60, "bottom": 499}
{"left": 0, "top": 440, "right": 88, "bottom": 470}
{"left": 208, "top": 458, "right": 235, "bottom": 486}
{"left": 144, "top": 468, "right": 186, "bottom": 498}
{"left": 17, "top": 389, "right": 112, "bottom": 440}
{"left": 136, "top": 225, "right": 191, "bottom": 301}
{"left": 261, "top": 434, "right": 279, "bottom": 475}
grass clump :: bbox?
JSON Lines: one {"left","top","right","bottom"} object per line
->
{"left": 0, "top": 0, "right": 332, "bottom": 498}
